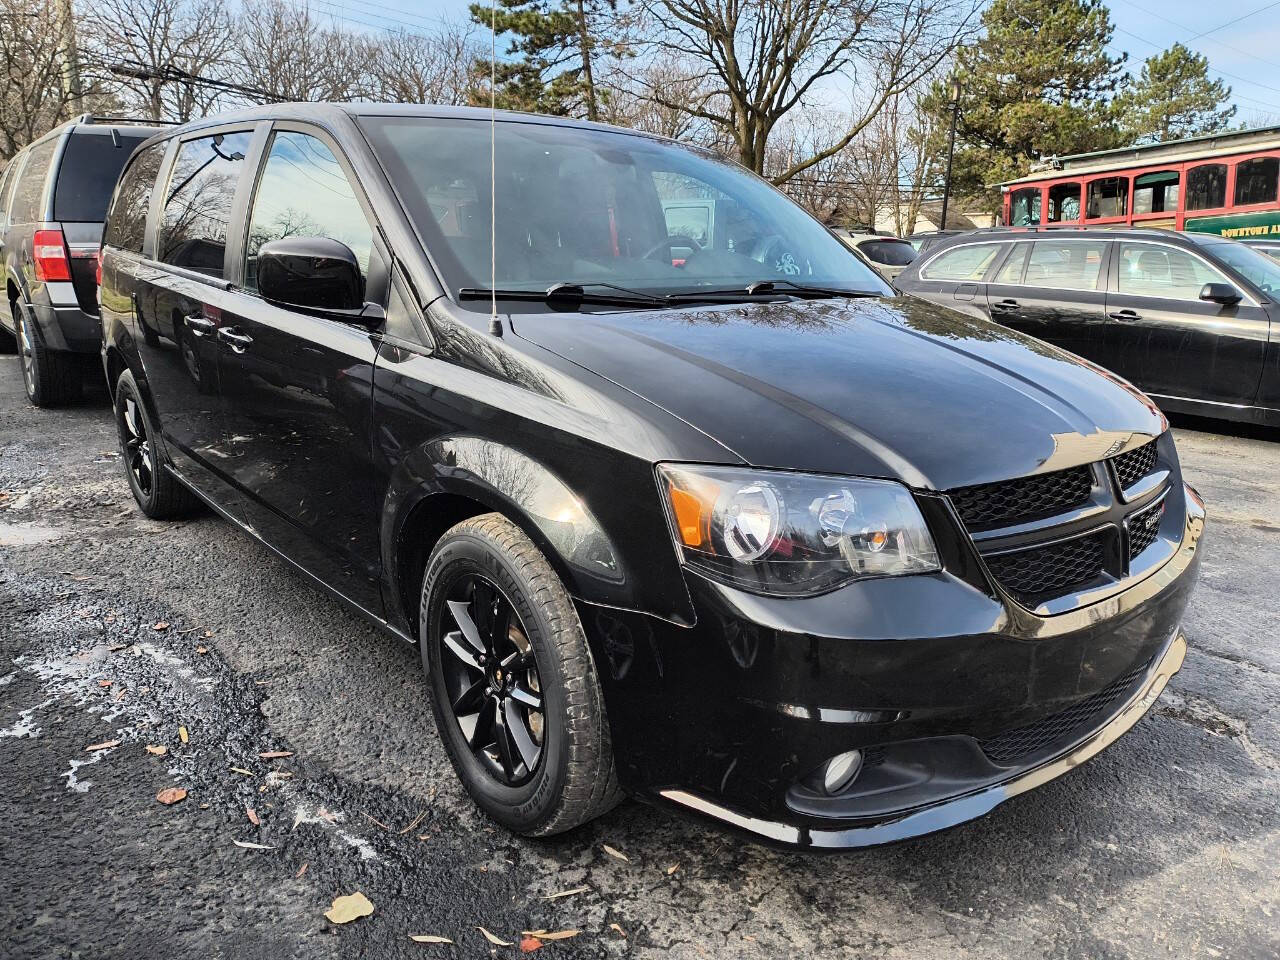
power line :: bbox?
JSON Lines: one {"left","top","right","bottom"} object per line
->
{"left": 1188, "top": 1, "right": 1280, "bottom": 40}
{"left": 1112, "top": 25, "right": 1280, "bottom": 100}
{"left": 1111, "top": 0, "right": 1280, "bottom": 74}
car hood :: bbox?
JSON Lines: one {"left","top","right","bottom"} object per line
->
{"left": 510, "top": 296, "right": 1166, "bottom": 490}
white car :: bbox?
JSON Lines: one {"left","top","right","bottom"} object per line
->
{"left": 835, "top": 231, "right": 918, "bottom": 282}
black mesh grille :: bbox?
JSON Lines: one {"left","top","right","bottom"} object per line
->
{"left": 1111, "top": 441, "right": 1158, "bottom": 490}
{"left": 948, "top": 466, "right": 1093, "bottom": 531}
{"left": 979, "top": 660, "right": 1151, "bottom": 765}
{"left": 1127, "top": 500, "right": 1164, "bottom": 561}
{"left": 984, "top": 531, "right": 1106, "bottom": 604}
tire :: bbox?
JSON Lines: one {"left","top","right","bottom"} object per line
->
{"left": 0, "top": 318, "right": 15, "bottom": 354}
{"left": 16, "top": 305, "right": 80, "bottom": 406}
{"left": 420, "top": 513, "right": 622, "bottom": 836}
{"left": 113, "top": 369, "right": 200, "bottom": 519}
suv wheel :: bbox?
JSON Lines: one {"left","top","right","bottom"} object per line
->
{"left": 421, "top": 514, "right": 622, "bottom": 836}
{"left": 0, "top": 317, "right": 15, "bottom": 354}
{"left": 113, "top": 370, "right": 200, "bottom": 519}
{"left": 16, "top": 306, "right": 79, "bottom": 406}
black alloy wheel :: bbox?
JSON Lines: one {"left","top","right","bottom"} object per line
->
{"left": 113, "top": 369, "right": 200, "bottom": 520}
{"left": 121, "top": 393, "right": 154, "bottom": 499}
{"left": 439, "top": 573, "right": 545, "bottom": 786}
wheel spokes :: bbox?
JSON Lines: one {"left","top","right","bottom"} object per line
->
{"left": 491, "top": 701, "right": 517, "bottom": 780}
{"left": 509, "top": 684, "right": 541, "bottom": 711}
{"left": 467, "top": 696, "right": 496, "bottom": 751}
{"left": 443, "top": 629, "right": 482, "bottom": 671}
{"left": 447, "top": 599, "right": 487, "bottom": 655}
{"left": 452, "top": 675, "right": 488, "bottom": 714}
{"left": 504, "top": 698, "right": 541, "bottom": 770}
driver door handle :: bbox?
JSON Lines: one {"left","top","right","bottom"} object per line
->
{"left": 217, "top": 326, "right": 253, "bottom": 353}
{"left": 990, "top": 299, "right": 1020, "bottom": 312}
{"left": 185, "top": 315, "right": 216, "bottom": 337}
{"left": 1108, "top": 309, "right": 1141, "bottom": 322}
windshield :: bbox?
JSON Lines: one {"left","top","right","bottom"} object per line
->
{"left": 1207, "top": 238, "right": 1280, "bottom": 294}
{"left": 358, "top": 116, "right": 890, "bottom": 303}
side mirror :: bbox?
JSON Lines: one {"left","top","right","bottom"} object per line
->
{"left": 1199, "top": 282, "right": 1242, "bottom": 306}
{"left": 255, "top": 237, "right": 366, "bottom": 316}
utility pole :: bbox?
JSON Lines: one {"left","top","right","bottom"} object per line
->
{"left": 940, "top": 74, "right": 962, "bottom": 230}
{"left": 54, "top": 0, "right": 84, "bottom": 116}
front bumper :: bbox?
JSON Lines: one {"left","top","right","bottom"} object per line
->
{"left": 583, "top": 482, "right": 1205, "bottom": 849}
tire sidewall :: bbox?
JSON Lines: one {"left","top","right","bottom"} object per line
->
{"left": 113, "top": 373, "right": 158, "bottom": 514}
{"left": 16, "top": 308, "right": 38, "bottom": 402}
{"left": 420, "top": 530, "right": 570, "bottom": 832}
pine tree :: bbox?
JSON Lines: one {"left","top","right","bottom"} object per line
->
{"left": 1117, "top": 43, "right": 1235, "bottom": 144}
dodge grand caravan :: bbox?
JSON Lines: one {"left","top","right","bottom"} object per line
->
{"left": 98, "top": 104, "right": 1204, "bottom": 848}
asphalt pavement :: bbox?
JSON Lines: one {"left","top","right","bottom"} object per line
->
{"left": 1, "top": 359, "right": 1277, "bottom": 959}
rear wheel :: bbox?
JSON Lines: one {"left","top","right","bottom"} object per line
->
{"left": 16, "top": 306, "right": 80, "bottom": 406}
{"left": 0, "top": 317, "right": 15, "bottom": 354}
{"left": 421, "top": 514, "right": 622, "bottom": 836}
{"left": 113, "top": 369, "right": 200, "bottom": 519}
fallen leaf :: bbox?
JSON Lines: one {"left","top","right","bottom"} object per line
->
{"left": 230, "top": 767, "right": 255, "bottom": 777}
{"left": 667, "top": 863, "right": 680, "bottom": 875}
{"left": 232, "top": 840, "right": 274, "bottom": 850}
{"left": 541, "top": 886, "right": 588, "bottom": 901}
{"left": 535, "top": 931, "right": 579, "bottom": 941}
{"left": 295, "top": 862, "right": 308, "bottom": 878}
{"left": 202, "top": 629, "right": 214, "bottom": 638}
{"left": 610, "top": 923, "right": 627, "bottom": 938}
{"left": 145, "top": 744, "right": 168, "bottom": 756}
{"left": 153, "top": 621, "right": 169, "bottom": 631}
{"left": 196, "top": 645, "right": 208, "bottom": 655}
{"left": 97, "top": 679, "right": 112, "bottom": 688}
{"left": 178, "top": 726, "right": 189, "bottom": 744}
{"left": 519, "top": 937, "right": 544, "bottom": 953}
{"left": 409, "top": 935, "right": 454, "bottom": 944}
{"left": 246, "top": 807, "right": 260, "bottom": 825}
{"left": 325, "top": 892, "right": 374, "bottom": 924}
{"left": 85, "top": 739, "right": 120, "bottom": 752}
{"left": 476, "top": 927, "right": 512, "bottom": 947}
{"left": 602, "top": 844, "right": 630, "bottom": 862}
{"left": 156, "top": 787, "right": 187, "bottom": 805}
{"left": 258, "top": 750, "right": 293, "bottom": 759}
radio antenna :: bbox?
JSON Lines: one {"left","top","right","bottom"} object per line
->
{"left": 488, "top": 0, "right": 502, "bottom": 337}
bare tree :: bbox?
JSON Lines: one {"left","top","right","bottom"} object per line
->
{"left": 366, "top": 21, "right": 480, "bottom": 105}
{"left": 237, "top": 0, "right": 370, "bottom": 102}
{"left": 83, "top": 0, "right": 237, "bottom": 121}
{"left": 631, "top": 0, "right": 978, "bottom": 184}
{"left": 0, "top": 0, "right": 85, "bottom": 157}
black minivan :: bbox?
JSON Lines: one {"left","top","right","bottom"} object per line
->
{"left": 1, "top": 115, "right": 161, "bottom": 405}
{"left": 99, "top": 104, "right": 1204, "bottom": 849}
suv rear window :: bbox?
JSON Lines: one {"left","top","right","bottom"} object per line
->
{"left": 11, "top": 138, "right": 57, "bottom": 223}
{"left": 54, "top": 132, "right": 149, "bottom": 222}
{"left": 858, "top": 239, "right": 917, "bottom": 266}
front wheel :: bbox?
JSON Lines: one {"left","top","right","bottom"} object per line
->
{"left": 420, "top": 514, "right": 622, "bottom": 836}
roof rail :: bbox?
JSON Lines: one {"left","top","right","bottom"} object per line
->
{"left": 969, "top": 224, "right": 1156, "bottom": 234}
{"left": 74, "top": 113, "right": 180, "bottom": 127}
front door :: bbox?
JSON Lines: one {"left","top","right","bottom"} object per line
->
{"left": 138, "top": 129, "right": 255, "bottom": 506}
{"left": 1108, "top": 240, "right": 1270, "bottom": 406}
{"left": 211, "top": 128, "right": 384, "bottom": 613}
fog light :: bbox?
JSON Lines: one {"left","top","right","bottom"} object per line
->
{"left": 821, "top": 749, "right": 863, "bottom": 795}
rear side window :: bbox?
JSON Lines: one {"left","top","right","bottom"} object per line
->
{"left": 921, "top": 243, "right": 1004, "bottom": 281}
{"left": 157, "top": 131, "right": 253, "bottom": 278}
{"left": 1024, "top": 239, "right": 1107, "bottom": 290}
{"left": 1086, "top": 178, "right": 1128, "bottom": 219}
{"left": 103, "top": 142, "right": 166, "bottom": 255}
{"left": 54, "top": 133, "right": 149, "bottom": 222}
{"left": 1233, "top": 157, "right": 1279, "bottom": 206}
{"left": 1185, "top": 164, "right": 1226, "bottom": 211}
{"left": 10, "top": 138, "right": 57, "bottom": 223}
{"left": 1116, "top": 243, "right": 1226, "bottom": 300}
{"left": 858, "top": 239, "right": 916, "bottom": 266}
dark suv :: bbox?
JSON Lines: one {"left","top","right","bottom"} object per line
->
{"left": 1, "top": 115, "right": 161, "bottom": 405}
{"left": 99, "top": 105, "right": 1204, "bottom": 849}
{"left": 895, "top": 227, "right": 1280, "bottom": 427}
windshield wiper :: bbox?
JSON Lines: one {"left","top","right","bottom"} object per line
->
{"left": 663, "top": 280, "right": 882, "bottom": 303}
{"left": 458, "top": 282, "right": 665, "bottom": 308}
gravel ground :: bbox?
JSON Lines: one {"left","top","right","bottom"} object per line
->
{"left": 1, "top": 359, "right": 1277, "bottom": 960}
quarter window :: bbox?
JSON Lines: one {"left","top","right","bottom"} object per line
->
{"left": 10, "top": 139, "right": 56, "bottom": 224}
{"left": 1086, "top": 178, "right": 1128, "bottom": 219}
{"left": 1009, "top": 188, "right": 1041, "bottom": 226}
{"left": 1116, "top": 243, "right": 1227, "bottom": 300}
{"left": 1024, "top": 239, "right": 1107, "bottom": 290}
{"left": 1047, "top": 183, "right": 1081, "bottom": 223}
{"left": 921, "top": 243, "right": 1004, "bottom": 281}
{"left": 1132, "top": 170, "right": 1179, "bottom": 215}
{"left": 1233, "top": 157, "right": 1279, "bottom": 206}
{"left": 103, "top": 142, "right": 166, "bottom": 256}
{"left": 157, "top": 131, "right": 253, "bottom": 279}
{"left": 1185, "top": 164, "right": 1227, "bottom": 211}
{"left": 244, "top": 132, "right": 373, "bottom": 294}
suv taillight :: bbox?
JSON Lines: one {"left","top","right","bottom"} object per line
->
{"left": 33, "top": 229, "right": 71, "bottom": 282}
{"left": 95, "top": 248, "right": 103, "bottom": 286}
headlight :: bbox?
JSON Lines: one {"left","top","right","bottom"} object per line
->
{"left": 658, "top": 464, "right": 940, "bottom": 595}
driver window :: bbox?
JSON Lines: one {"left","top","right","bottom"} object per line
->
{"left": 1116, "top": 243, "right": 1226, "bottom": 300}
{"left": 244, "top": 131, "right": 373, "bottom": 294}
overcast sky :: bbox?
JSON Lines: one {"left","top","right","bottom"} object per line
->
{"left": 314, "top": 1, "right": 1280, "bottom": 126}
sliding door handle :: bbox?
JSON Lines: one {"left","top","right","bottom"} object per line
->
{"left": 1107, "top": 309, "right": 1141, "bottom": 322}
{"left": 217, "top": 327, "right": 253, "bottom": 353}
{"left": 185, "top": 315, "right": 216, "bottom": 337}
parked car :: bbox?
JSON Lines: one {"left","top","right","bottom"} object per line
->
{"left": 908, "top": 228, "right": 966, "bottom": 254}
{"left": 100, "top": 104, "right": 1203, "bottom": 849}
{"left": 896, "top": 227, "right": 1280, "bottom": 427}
{"left": 1239, "top": 236, "right": 1280, "bottom": 262}
{"left": 1, "top": 115, "right": 164, "bottom": 405}
{"left": 833, "top": 229, "right": 918, "bottom": 281}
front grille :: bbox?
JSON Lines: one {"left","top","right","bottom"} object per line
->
{"left": 1110, "top": 440, "right": 1158, "bottom": 490}
{"left": 1127, "top": 499, "right": 1164, "bottom": 561}
{"left": 948, "top": 465, "right": 1093, "bottom": 531}
{"left": 979, "top": 660, "right": 1151, "bottom": 765}
{"left": 984, "top": 531, "right": 1106, "bottom": 604}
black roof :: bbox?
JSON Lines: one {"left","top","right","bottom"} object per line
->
{"left": 952, "top": 225, "right": 1232, "bottom": 248}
